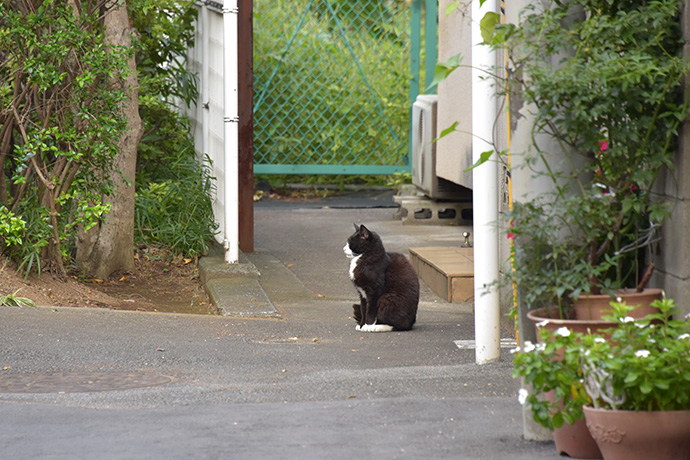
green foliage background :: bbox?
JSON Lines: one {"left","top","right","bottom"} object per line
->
{"left": 128, "top": 0, "right": 218, "bottom": 259}
{"left": 0, "top": 0, "right": 128, "bottom": 276}
{"left": 253, "top": 0, "right": 411, "bottom": 170}
{"left": 0, "top": 0, "right": 217, "bottom": 277}
{"left": 497, "top": 0, "right": 689, "bottom": 311}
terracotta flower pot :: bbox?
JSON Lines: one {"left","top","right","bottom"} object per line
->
{"left": 573, "top": 288, "right": 663, "bottom": 321}
{"left": 527, "top": 307, "right": 617, "bottom": 336}
{"left": 526, "top": 308, "right": 608, "bottom": 459}
{"left": 583, "top": 406, "right": 690, "bottom": 460}
{"left": 552, "top": 417, "right": 603, "bottom": 459}
{"left": 544, "top": 391, "right": 603, "bottom": 459}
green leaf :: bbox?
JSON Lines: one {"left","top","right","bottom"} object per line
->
{"left": 435, "top": 121, "right": 459, "bottom": 142}
{"left": 491, "top": 24, "right": 515, "bottom": 46}
{"left": 480, "top": 12, "right": 501, "bottom": 45}
{"left": 427, "top": 54, "right": 463, "bottom": 90}
{"left": 640, "top": 380, "right": 653, "bottom": 394}
{"left": 624, "top": 372, "right": 639, "bottom": 384}
{"left": 465, "top": 150, "right": 494, "bottom": 172}
{"left": 445, "top": 1, "right": 461, "bottom": 16}
{"left": 654, "top": 380, "right": 671, "bottom": 390}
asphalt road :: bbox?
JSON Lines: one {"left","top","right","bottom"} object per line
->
{"left": 0, "top": 196, "right": 559, "bottom": 460}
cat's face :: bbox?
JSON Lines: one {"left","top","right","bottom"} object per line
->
{"left": 343, "top": 224, "right": 373, "bottom": 258}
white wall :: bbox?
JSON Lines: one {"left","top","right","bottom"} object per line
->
{"left": 183, "top": 4, "right": 227, "bottom": 246}
{"left": 436, "top": 0, "right": 473, "bottom": 189}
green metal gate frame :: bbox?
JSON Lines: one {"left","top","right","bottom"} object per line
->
{"left": 253, "top": 0, "right": 437, "bottom": 175}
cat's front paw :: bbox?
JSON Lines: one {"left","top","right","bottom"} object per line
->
{"left": 358, "top": 323, "right": 394, "bottom": 333}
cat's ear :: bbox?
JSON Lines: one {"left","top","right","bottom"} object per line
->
{"left": 359, "top": 225, "right": 370, "bottom": 238}
{"left": 353, "top": 223, "right": 360, "bottom": 232}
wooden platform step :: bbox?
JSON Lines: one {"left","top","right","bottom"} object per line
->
{"left": 409, "top": 246, "right": 474, "bottom": 303}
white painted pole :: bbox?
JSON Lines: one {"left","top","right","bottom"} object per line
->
{"left": 223, "top": 0, "right": 240, "bottom": 264}
{"left": 471, "top": 0, "right": 501, "bottom": 364}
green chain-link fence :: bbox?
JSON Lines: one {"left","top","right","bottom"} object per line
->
{"left": 254, "top": 0, "right": 427, "bottom": 175}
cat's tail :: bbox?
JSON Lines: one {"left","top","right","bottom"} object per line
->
{"left": 352, "top": 304, "right": 362, "bottom": 323}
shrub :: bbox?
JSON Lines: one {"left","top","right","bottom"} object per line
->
{"left": 135, "top": 153, "right": 218, "bottom": 258}
{"left": 0, "top": 1, "right": 129, "bottom": 276}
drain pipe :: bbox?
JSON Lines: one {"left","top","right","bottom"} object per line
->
{"left": 472, "top": 0, "right": 501, "bottom": 364}
{"left": 223, "top": 0, "right": 240, "bottom": 264}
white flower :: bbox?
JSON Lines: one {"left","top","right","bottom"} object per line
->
{"left": 523, "top": 341, "right": 536, "bottom": 353}
{"left": 616, "top": 297, "right": 623, "bottom": 303}
{"left": 510, "top": 346, "right": 520, "bottom": 354}
{"left": 621, "top": 316, "right": 635, "bottom": 323}
{"left": 594, "top": 337, "right": 606, "bottom": 343}
{"left": 555, "top": 327, "right": 571, "bottom": 337}
{"left": 679, "top": 333, "right": 690, "bottom": 340}
{"left": 536, "top": 342, "right": 547, "bottom": 351}
{"left": 635, "top": 350, "right": 651, "bottom": 358}
{"left": 518, "top": 388, "right": 529, "bottom": 405}
{"left": 536, "top": 320, "right": 550, "bottom": 327}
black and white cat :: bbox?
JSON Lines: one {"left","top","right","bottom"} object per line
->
{"left": 343, "top": 224, "right": 419, "bottom": 332}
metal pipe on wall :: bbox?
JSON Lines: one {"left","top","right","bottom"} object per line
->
{"left": 223, "top": 0, "right": 240, "bottom": 264}
{"left": 471, "top": 0, "right": 501, "bottom": 364}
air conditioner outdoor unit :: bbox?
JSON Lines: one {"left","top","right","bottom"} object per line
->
{"left": 411, "top": 95, "right": 467, "bottom": 200}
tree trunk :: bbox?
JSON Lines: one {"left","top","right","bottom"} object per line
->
{"left": 76, "top": 1, "right": 142, "bottom": 279}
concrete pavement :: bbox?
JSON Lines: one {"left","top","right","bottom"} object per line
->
{"left": 0, "top": 192, "right": 560, "bottom": 459}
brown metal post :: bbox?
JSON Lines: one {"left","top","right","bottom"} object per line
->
{"left": 238, "top": 0, "right": 254, "bottom": 252}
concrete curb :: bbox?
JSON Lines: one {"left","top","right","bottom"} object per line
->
{"left": 199, "top": 246, "right": 282, "bottom": 319}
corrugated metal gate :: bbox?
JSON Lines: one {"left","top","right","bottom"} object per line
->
{"left": 253, "top": 0, "right": 436, "bottom": 175}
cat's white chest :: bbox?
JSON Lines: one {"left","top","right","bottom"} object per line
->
{"left": 349, "top": 254, "right": 361, "bottom": 281}
{"left": 343, "top": 243, "right": 361, "bottom": 281}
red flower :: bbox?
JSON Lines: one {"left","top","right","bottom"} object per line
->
{"left": 599, "top": 140, "right": 609, "bottom": 152}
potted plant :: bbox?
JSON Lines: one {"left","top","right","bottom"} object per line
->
{"left": 494, "top": 0, "right": 689, "bottom": 321}
{"left": 483, "top": 1, "right": 690, "bottom": 456}
{"left": 516, "top": 298, "right": 690, "bottom": 460}
{"left": 581, "top": 298, "right": 690, "bottom": 460}
{"left": 512, "top": 316, "right": 604, "bottom": 458}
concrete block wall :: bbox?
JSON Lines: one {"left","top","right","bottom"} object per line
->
{"left": 651, "top": 1, "right": 690, "bottom": 316}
